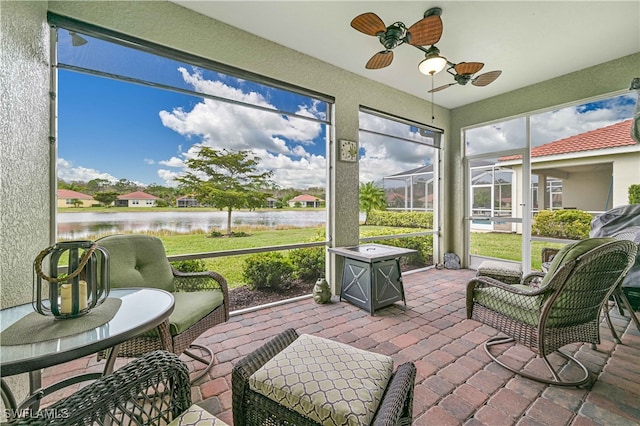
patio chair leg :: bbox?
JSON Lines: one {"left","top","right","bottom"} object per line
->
{"left": 183, "top": 344, "right": 215, "bottom": 384}
{"left": 602, "top": 302, "right": 621, "bottom": 344}
{"left": 484, "top": 336, "right": 591, "bottom": 387}
{"left": 616, "top": 287, "right": 640, "bottom": 332}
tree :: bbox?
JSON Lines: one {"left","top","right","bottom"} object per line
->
{"left": 146, "top": 184, "right": 178, "bottom": 206}
{"left": 114, "top": 178, "right": 139, "bottom": 194}
{"left": 86, "top": 178, "right": 110, "bottom": 194}
{"left": 359, "top": 181, "right": 386, "bottom": 225}
{"left": 93, "top": 192, "right": 119, "bottom": 207}
{"left": 70, "top": 198, "right": 82, "bottom": 208}
{"left": 175, "top": 147, "right": 274, "bottom": 237}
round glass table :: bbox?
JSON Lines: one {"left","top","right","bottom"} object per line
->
{"left": 0, "top": 288, "right": 174, "bottom": 413}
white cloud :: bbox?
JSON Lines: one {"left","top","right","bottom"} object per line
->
{"left": 259, "top": 150, "right": 327, "bottom": 189}
{"left": 292, "top": 145, "right": 309, "bottom": 157}
{"left": 57, "top": 158, "right": 119, "bottom": 184}
{"left": 157, "top": 169, "right": 182, "bottom": 188}
{"left": 158, "top": 157, "right": 185, "bottom": 168}
{"left": 466, "top": 93, "right": 638, "bottom": 153}
{"left": 144, "top": 158, "right": 155, "bottom": 165}
{"left": 531, "top": 94, "right": 636, "bottom": 146}
{"left": 358, "top": 113, "right": 438, "bottom": 184}
{"left": 157, "top": 68, "right": 326, "bottom": 187}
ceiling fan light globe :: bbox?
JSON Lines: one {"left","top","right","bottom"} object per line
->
{"left": 419, "top": 56, "right": 447, "bottom": 75}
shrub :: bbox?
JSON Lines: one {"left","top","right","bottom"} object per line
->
{"left": 532, "top": 209, "right": 592, "bottom": 239}
{"left": 289, "top": 247, "right": 325, "bottom": 281}
{"left": 366, "top": 210, "right": 433, "bottom": 229}
{"left": 171, "top": 259, "right": 206, "bottom": 273}
{"left": 359, "top": 227, "right": 433, "bottom": 266}
{"left": 242, "top": 252, "right": 294, "bottom": 291}
{"left": 629, "top": 184, "right": 640, "bottom": 204}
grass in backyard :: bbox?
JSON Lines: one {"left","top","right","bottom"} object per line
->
{"left": 470, "top": 232, "right": 566, "bottom": 270}
{"left": 161, "top": 227, "right": 324, "bottom": 288}
{"left": 80, "top": 225, "right": 566, "bottom": 288}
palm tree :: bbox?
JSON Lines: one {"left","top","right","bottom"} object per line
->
{"left": 359, "top": 181, "right": 386, "bottom": 225}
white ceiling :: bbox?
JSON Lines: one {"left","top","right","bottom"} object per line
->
{"left": 173, "top": 1, "right": 640, "bottom": 109}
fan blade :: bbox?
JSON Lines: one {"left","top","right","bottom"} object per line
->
{"left": 473, "top": 70, "right": 502, "bottom": 87}
{"left": 366, "top": 51, "right": 394, "bottom": 69}
{"left": 455, "top": 62, "right": 484, "bottom": 75}
{"left": 351, "top": 13, "right": 387, "bottom": 36}
{"left": 407, "top": 15, "right": 443, "bottom": 46}
{"left": 428, "top": 83, "right": 455, "bottom": 93}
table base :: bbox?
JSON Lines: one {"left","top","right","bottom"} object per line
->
{"left": 340, "top": 258, "right": 406, "bottom": 315}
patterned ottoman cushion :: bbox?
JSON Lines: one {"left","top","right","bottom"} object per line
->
{"left": 167, "top": 404, "right": 229, "bottom": 426}
{"left": 476, "top": 260, "right": 523, "bottom": 284}
{"left": 248, "top": 333, "right": 394, "bottom": 425}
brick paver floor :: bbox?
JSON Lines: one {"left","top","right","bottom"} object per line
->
{"left": 39, "top": 268, "right": 640, "bottom": 425}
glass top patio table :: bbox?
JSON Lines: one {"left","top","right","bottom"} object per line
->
{"left": 0, "top": 288, "right": 174, "bottom": 376}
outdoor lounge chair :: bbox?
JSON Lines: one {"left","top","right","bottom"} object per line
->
{"left": 467, "top": 238, "right": 637, "bottom": 386}
{"left": 7, "top": 351, "right": 197, "bottom": 425}
{"left": 96, "top": 234, "right": 229, "bottom": 383}
{"left": 541, "top": 224, "right": 640, "bottom": 343}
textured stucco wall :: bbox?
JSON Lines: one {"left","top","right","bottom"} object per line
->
{"left": 448, "top": 53, "right": 640, "bottom": 266}
{"left": 0, "top": 0, "right": 51, "bottom": 410}
{"left": 1, "top": 1, "right": 51, "bottom": 308}
{"left": 613, "top": 152, "right": 640, "bottom": 206}
{"left": 46, "top": 0, "right": 450, "bottom": 291}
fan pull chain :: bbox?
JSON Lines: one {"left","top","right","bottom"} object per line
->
{"left": 431, "top": 74, "right": 435, "bottom": 122}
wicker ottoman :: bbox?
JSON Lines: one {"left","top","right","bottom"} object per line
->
{"left": 476, "top": 260, "right": 523, "bottom": 285}
{"left": 232, "top": 329, "right": 416, "bottom": 426}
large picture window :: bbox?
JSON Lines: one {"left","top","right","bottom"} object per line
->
{"left": 50, "top": 15, "right": 333, "bottom": 307}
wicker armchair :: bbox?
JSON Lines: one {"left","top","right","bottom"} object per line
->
{"left": 541, "top": 226, "right": 640, "bottom": 343}
{"left": 232, "top": 328, "right": 416, "bottom": 426}
{"left": 7, "top": 351, "right": 191, "bottom": 426}
{"left": 467, "top": 238, "right": 637, "bottom": 386}
{"left": 96, "top": 234, "right": 229, "bottom": 382}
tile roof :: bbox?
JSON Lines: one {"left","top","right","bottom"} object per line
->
{"left": 57, "top": 189, "right": 94, "bottom": 200}
{"left": 290, "top": 194, "right": 323, "bottom": 202}
{"left": 501, "top": 119, "right": 636, "bottom": 161}
{"left": 117, "top": 191, "right": 159, "bottom": 200}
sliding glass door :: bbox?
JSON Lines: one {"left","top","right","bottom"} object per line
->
{"left": 464, "top": 91, "right": 638, "bottom": 273}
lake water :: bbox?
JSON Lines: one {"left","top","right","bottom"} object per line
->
{"left": 58, "top": 210, "right": 331, "bottom": 239}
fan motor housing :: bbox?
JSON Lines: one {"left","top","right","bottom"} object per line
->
{"left": 379, "top": 24, "right": 406, "bottom": 49}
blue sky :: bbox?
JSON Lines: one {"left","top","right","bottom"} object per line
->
{"left": 57, "top": 30, "right": 329, "bottom": 188}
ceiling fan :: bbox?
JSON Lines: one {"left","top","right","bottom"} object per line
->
{"left": 350, "top": 8, "right": 443, "bottom": 69}
{"left": 351, "top": 7, "right": 502, "bottom": 91}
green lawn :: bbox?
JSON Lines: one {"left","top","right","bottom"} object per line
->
{"left": 158, "top": 227, "right": 324, "bottom": 288}
{"left": 81, "top": 225, "right": 565, "bottom": 288}
{"left": 470, "top": 232, "right": 566, "bottom": 270}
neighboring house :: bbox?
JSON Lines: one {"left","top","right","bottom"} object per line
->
{"left": 500, "top": 119, "right": 640, "bottom": 213}
{"left": 176, "top": 195, "right": 200, "bottom": 208}
{"left": 288, "top": 194, "right": 323, "bottom": 208}
{"left": 116, "top": 191, "right": 159, "bottom": 207}
{"left": 57, "top": 189, "right": 95, "bottom": 208}
{"left": 266, "top": 197, "right": 277, "bottom": 208}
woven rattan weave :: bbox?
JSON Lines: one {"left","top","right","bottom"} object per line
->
{"left": 232, "top": 328, "right": 416, "bottom": 426}
{"left": 7, "top": 351, "right": 191, "bottom": 425}
{"left": 540, "top": 227, "right": 640, "bottom": 343}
